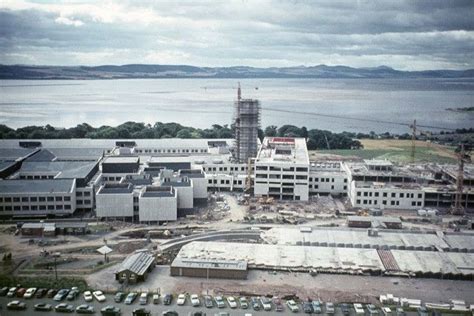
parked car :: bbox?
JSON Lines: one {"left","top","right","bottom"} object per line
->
{"left": 54, "top": 289, "right": 70, "bottom": 301}
{"left": 204, "top": 295, "right": 214, "bottom": 308}
{"left": 46, "top": 289, "right": 57, "bottom": 298}
{"left": 239, "top": 297, "right": 249, "bottom": 309}
{"left": 417, "top": 306, "right": 429, "bottom": 316}
{"left": 0, "top": 286, "right": 9, "bottom": 296}
{"left": 6, "top": 287, "right": 17, "bottom": 298}
{"left": 16, "top": 287, "right": 26, "bottom": 297}
{"left": 139, "top": 292, "right": 149, "bottom": 305}
{"left": 215, "top": 296, "right": 225, "bottom": 308}
{"left": 251, "top": 297, "right": 261, "bottom": 311}
{"left": 36, "top": 288, "right": 47, "bottom": 298}
{"left": 260, "top": 297, "right": 272, "bottom": 311}
{"left": 93, "top": 290, "right": 106, "bottom": 302}
{"left": 76, "top": 304, "right": 95, "bottom": 314}
{"left": 101, "top": 305, "right": 121, "bottom": 316}
{"left": 177, "top": 293, "right": 187, "bottom": 305}
{"left": 162, "top": 311, "right": 179, "bottom": 316}
{"left": 273, "top": 297, "right": 284, "bottom": 312}
{"left": 114, "top": 292, "right": 125, "bottom": 303}
{"left": 396, "top": 307, "right": 406, "bottom": 316}
{"left": 189, "top": 312, "right": 206, "bottom": 316}
{"left": 312, "top": 300, "right": 322, "bottom": 313}
{"left": 84, "top": 291, "right": 93, "bottom": 302}
{"left": 7, "top": 300, "right": 27, "bottom": 310}
{"left": 67, "top": 289, "right": 79, "bottom": 300}
{"left": 287, "top": 300, "right": 299, "bottom": 313}
{"left": 341, "top": 303, "right": 351, "bottom": 316}
{"left": 163, "top": 294, "right": 173, "bottom": 305}
{"left": 354, "top": 303, "right": 365, "bottom": 315}
{"left": 227, "top": 296, "right": 237, "bottom": 309}
{"left": 191, "top": 294, "right": 201, "bottom": 307}
{"left": 125, "top": 292, "right": 138, "bottom": 305}
{"left": 34, "top": 302, "right": 52, "bottom": 311}
{"left": 133, "top": 307, "right": 151, "bottom": 316}
{"left": 23, "top": 287, "right": 36, "bottom": 298}
{"left": 368, "top": 304, "right": 379, "bottom": 316}
{"left": 153, "top": 294, "right": 160, "bottom": 304}
{"left": 326, "top": 302, "right": 335, "bottom": 314}
{"left": 303, "top": 301, "right": 313, "bottom": 314}
{"left": 55, "top": 303, "right": 75, "bottom": 313}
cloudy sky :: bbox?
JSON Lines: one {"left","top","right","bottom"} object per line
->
{"left": 1, "top": 0, "right": 473, "bottom": 70}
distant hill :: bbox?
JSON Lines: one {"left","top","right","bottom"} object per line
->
{"left": 1, "top": 64, "right": 473, "bottom": 79}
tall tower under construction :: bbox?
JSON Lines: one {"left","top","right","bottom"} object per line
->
{"left": 234, "top": 83, "right": 261, "bottom": 163}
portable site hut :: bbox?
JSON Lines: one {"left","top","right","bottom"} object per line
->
{"left": 115, "top": 250, "right": 155, "bottom": 284}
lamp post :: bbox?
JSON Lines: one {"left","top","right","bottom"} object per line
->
{"left": 53, "top": 252, "right": 61, "bottom": 281}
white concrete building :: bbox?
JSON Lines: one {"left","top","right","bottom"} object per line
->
{"left": 138, "top": 186, "right": 177, "bottom": 222}
{"left": 254, "top": 137, "right": 310, "bottom": 201}
{"left": 95, "top": 183, "right": 134, "bottom": 219}
{"left": 309, "top": 161, "right": 348, "bottom": 196}
{"left": 178, "top": 169, "right": 208, "bottom": 200}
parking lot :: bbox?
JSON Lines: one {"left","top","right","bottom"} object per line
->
{"left": 0, "top": 293, "right": 428, "bottom": 316}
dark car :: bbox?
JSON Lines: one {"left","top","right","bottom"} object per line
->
{"left": 303, "top": 301, "right": 313, "bottom": 314}
{"left": 133, "top": 307, "right": 151, "bottom": 316}
{"left": 101, "top": 305, "right": 121, "bottom": 316}
{"left": 251, "top": 297, "right": 261, "bottom": 311}
{"left": 190, "top": 312, "right": 206, "bottom": 316}
{"left": 47, "top": 289, "right": 57, "bottom": 298}
{"left": 114, "top": 292, "right": 125, "bottom": 303}
{"left": 76, "top": 304, "right": 95, "bottom": 314}
{"left": 163, "top": 294, "right": 173, "bottom": 305}
{"left": 417, "top": 306, "right": 429, "bottom": 316}
{"left": 341, "top": 303, "right": 351, "bottom": 316}
{"left": 55, "top": 303, "right": 75, "bottom": 313}
{"left": 204, "top": 295, "right": 213, "bottom": 308}
{"left": 34, "top": 302, "right": 53, "bottom": 311}
{"left": 16, "top": 287, "right": 26, "bottom": 297}
{"left": 273, "top": 297, "right": 284, "bottom": 312}
{"left": 0, "top": 286, "right": 9, "bottom": 296}
{"left": 162, "top": 311, "right": 179, "bottom": 316}
{"left": 36, "top": 288, "right": 47, "bottom": 298}
{"left": 67, "top": 289, "right": 79, "bottom": 301}
{"left": 125, "top": 292, "right": 138, "bottom": 305}
{"left": 54, "top": 289, "right": 70, "bottom": 301}
{"left": 7, "top": 300, "right": 27, "bottom": 310}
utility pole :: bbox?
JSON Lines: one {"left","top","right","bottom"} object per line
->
{"left": 452, "top": 144, "right": 471, "bottom": 215}
{"left": 410, "top": 119, "right": 416, "bottom": 163}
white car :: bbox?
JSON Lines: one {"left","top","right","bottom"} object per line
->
{"left": 227, "top": 296, "right": 237, "bottom": 309}
{"left": 24, "top": 288, "right": 37, "bottom": 298}
{"left": 83, "top": 291, "right": 93, "bottom": 302}
{"left": 191, "top": 294, "right": 200, "bottom": 307}
{"left": 93, "top": 290, "right": 106, "bottom": 302}
{"left": 177, "top": 294, "right": 186, "bottom": 305}
{"left": 287, "top": 300, "right": 299, "bottom": 313}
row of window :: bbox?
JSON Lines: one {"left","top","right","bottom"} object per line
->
{"left": 355, "top": 199, "right": 423, "bottom": 207}
{"left": 102, "top": 176, "right": 122, "bottom": 181}
{"left": 255, "top": 166, "right": 308, "bottom": 172}
{"left": 208, "top": 179, "right": 244, "bottom": 185}
{"left": 19, "top": 175, "right": 55, "bottom": 180}
{"left": 76, "top": 191, "right": 92, "bottom": 197}
{"left": 0, "top": 196, "right": 71, "bottom": 203}
{"left": 136, "top": 148, "right": 207, "bottom": 154}
{"left": 255, "top": 174, "right": 307, "bottom": 180}
{"left": 356, "top": 191, "right": 422, "bottom": 199}
{"left": 203, "top": 166, "right": 246, "bottom": 172}
{"left": 309, "top": 177, "right": 347, "bottom": 183}
{"left": 309, "top": 185, "right": 347, "bottom": 191}
{"left": 0, "top": 204, "right": 72, "bottom": 211}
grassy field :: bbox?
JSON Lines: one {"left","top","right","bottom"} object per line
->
{"left": 310, "top": 139, "right": 457, "bottom": 163}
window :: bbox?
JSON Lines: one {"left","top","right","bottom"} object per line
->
{"left": 343, "top": 186, "right": 347, "bottom": 190}
{"left": 55, "top": 196, "right": 62, "bottom": 202}
{"left": 363, "top": 200, "right": 367, "bottom": 204}
{"left": 356, "top": 199, "right": 361, "bottom": 204}
{"left": 256, "top": 166, "right": 268, "bottom": 171}
{"left": 357, "top": 192, "right": 361, "bottom": 196}
{"left": 344, "top": 179, "right": 347, "bottom": 183}
{"left": 400, "top": 193, "right": 404, "bottom": 198}
{"left": 411, "top": 201, "right": 416, "bottom": 206}
{"left": 39, "top": 205, "right": 46, "bottom": 210}
{"left": 65, "top": 205, "right": 71, "bottom": 210}
{"left": 374, "top": 192, "right": 379, "bottom": 197}
{"left": 22, "top": 205, "right": 29, "bottom": 210}
{"left": 31, "top": 205, "right": 38, "bottom": 210}
{"left": 13, "top": 197, "right": 20, "bottom": 202}
{"left": 30, "top": 197, "right": 37, "bottom": 202}
{"left": 282, "top": 175, "right": 294, "bottom": 179}
{"left": 296, "top": 167, "right": 307, "bottom": 172}
{"left": 364, "top": 192, "right": 368, "bottom": 197}
{"left": 309, "top": 177, "right": 313, "bottom": 182}
{"left": 391, "top": 201, "right": 395, "bottom": 205}
{"left": 39, "top": 197, "right": 46, "bottom": 202}
{"left": 383, "top": 192, "right": 387, "bottom": 197}
{"left": 64, "top": 196, "right": 71, "bottom": 201}
{"left": 382, "top": 200, "right": 387, "bottom": 205}
{"left": 418, "top": 193, "right": 422, "bottom": 199}
{"left": 309, "top": 185, "right": 312, "bottom": 189}
{"left": 47, "top": 197, "right": 54, "bottom": 202}
{"left": 21, "top": 197, "right": 29, "bottom": 202}
{"left": 331, "top": 178, "right": 335, "bottom": 182}
{"left": 208, "top": 180, "right": 212, "bottom": 184}
{"left": 5, "top": 197, "right": 11, "bottom": 202}
{"left": 84, "top": 192, "right": 91, "bottom": 197}
{"left": 331, "top": 185, "right": 334, "bottom": 190}
{"left": 296, "top": 175, "right": 307, "bottom": 180}
{"left": 391, "top": 193, "right": 396, "bottom": 198}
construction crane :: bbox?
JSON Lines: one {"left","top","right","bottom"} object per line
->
{"left": 451, "top": 144, "right": 472, "bottom": 215}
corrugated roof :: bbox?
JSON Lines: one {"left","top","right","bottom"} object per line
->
{"left": 116, "top": 251, "right": 155, "bottom": 275}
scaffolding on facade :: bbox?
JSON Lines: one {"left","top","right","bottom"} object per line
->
{"left": 233, "top": 82, "right": 261, "bottom": 164}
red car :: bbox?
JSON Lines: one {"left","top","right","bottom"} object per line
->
{"left": 16, "top": 288, "right": 26, "bottom": 298}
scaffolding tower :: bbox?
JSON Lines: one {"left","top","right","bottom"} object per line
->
{"left": 234, "top": 83, "right": 261, "bottom": 163}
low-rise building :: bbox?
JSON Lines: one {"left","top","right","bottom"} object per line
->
{"left": 170, "top": 258, "right": 248, "bottom": 279}
{"left": 115, "top": 250, "right": 156, "bottom": 284}
{"left": 96, "top": 183, "right": 134, "bottom": 220}
{"left": 138, "top": 186, "right": 177, "bottom": 223}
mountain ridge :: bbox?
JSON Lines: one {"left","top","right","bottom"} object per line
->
{"left": 1, "top": 64, "right": 473, "bottom": 79}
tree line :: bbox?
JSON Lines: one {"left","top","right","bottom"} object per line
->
{"left": 0, "top": 122, "right": 363, "bottom": 150}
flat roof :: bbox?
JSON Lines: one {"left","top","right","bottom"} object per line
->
{"left": 18, "top": 161, "right": 98, "bottom": 179}
{"left": 102, "top": 156, "right": 139, "bottom": 164}
{"left": 256, "top": 137, "right": 309, "bottom": 165}
{"left": 141, "top": 186, "right": 175, "bottom": 197}
{"left": 179, "top": 169, "right": 205, "bottom": 178}
{"left": 98, "top": 183, "right": 133, "bottom": 194}
{"left": 0, "top": 148, "right": 38, "bottom": 161}
{"left": 0, "top": 179, "right": 74, "bottom": 194}
{"left": 171, "top": 258, "right": 247, "bottom": 271}
{"left": 347, "top": 216, "right": 402, "bottom": 223}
